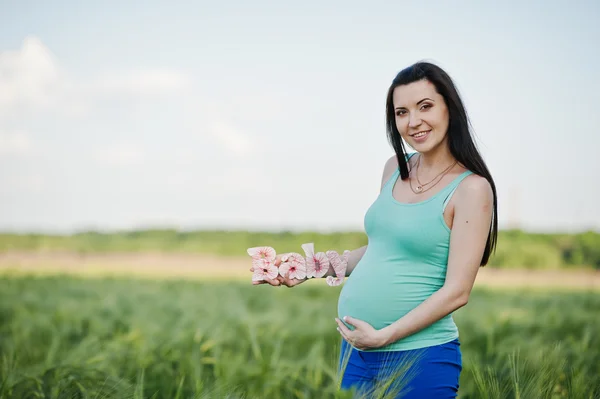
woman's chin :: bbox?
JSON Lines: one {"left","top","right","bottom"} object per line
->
{"left": 409, "top": 136, "right": 444, "bottom": 154}
{"left": 409, "top": 141, "right": 432, "bottom": 153}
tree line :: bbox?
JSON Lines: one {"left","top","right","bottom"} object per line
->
{"left": 0, "top": 229, "right": 598, "bottom": 269}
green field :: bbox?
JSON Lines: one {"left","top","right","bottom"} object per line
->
{"left": 1, "top": 275, "right": 599, "bottom": 399}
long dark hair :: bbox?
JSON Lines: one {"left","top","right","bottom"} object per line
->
{"left": 385, "top": 61, "right": 498, "bottom": 266}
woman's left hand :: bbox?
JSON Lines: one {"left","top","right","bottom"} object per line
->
{"left": 335, "top": 316, "right": 390, "bottom": 350}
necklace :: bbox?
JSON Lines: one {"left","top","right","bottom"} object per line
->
{"left": 415, "top": 155, "right": 457, "bottom": 189}
{"left": 410, "top": 155, "right": 457, "bottom": 194}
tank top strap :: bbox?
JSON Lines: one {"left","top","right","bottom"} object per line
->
{"left": 440, "top": 170, "right": 473, "bottom": 211}
{"left": 381, "top": 152, "right": 418, "bottom": 191}
{"left": 406, "top": 152, "right": 418, "bottom": 161}
{"left": 382, "top": 167, "right": 400, "bottom": 191}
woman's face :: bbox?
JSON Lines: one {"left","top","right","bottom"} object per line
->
{"left": 393, "top": 79, "right": 450, "bottom": 153}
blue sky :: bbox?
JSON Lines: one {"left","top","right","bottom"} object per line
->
{"left": 1, "top": 0, "right": 599, "bottom": 233}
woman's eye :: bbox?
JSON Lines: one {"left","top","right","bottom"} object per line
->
{"left": 396, "top": 110, "right": 406, "bottom": 116}
{"left": 421, "top": 103, "right": 432, "bottom": 110}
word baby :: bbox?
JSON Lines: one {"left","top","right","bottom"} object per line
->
{"left": 247, "top": 243, "right": 350, "bottom": 286}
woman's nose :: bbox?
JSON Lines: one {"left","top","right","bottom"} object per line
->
{"left": 408, "top": 113, "right": 422, "bottom": 128}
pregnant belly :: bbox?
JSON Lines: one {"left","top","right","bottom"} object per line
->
{"left": 338, "top": 286, "right": 418, "bottom": 331}
{"left": 337, "top": 264, "right": 442, "bottom": 331}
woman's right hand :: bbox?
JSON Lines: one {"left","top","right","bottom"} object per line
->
{"left": 250, "top": 253, "right": 308, "bottom": 288}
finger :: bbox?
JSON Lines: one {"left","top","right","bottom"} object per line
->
{"left": 252, "top": 277, "right": 280, "bottom": 286}
{"left": 274, "top": 253, "right": 290, "bottom": 267}
{"left": 274, "top": 255, "right": 283, "bottom": 267}
{"left": 264, "top": 277, "right": 281, "bottom": 286}
{"left": 275, "top": 276, "right": 288, "bottom": 286}
{"left": 284, "top": 280, "right": 297, "bottom": 288}
{"left": 336, "top": 325, "right": 352, "bottom": 343}
{"left": 283, "top": 277, "right": 304, "bottom": 287}
{"left": 335, "top": 318, "right": 353, "bottom": 335}
{"left": 341, "top": 316, "right": 363, "bottom": 329}
{"left": 291, "top": 278, "right": 307, "bottom": 287}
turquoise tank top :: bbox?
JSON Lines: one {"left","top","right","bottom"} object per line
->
{"left": 337, "top": 153, "right": 473, "bottom": 352}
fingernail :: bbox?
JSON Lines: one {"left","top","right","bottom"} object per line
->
{"left": 343, "top": 316, "right": 348, "bottom": 322}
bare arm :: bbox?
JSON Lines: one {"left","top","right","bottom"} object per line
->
{"left": 322, "top": 244, "right": 367, "bottom": 278}
{"left": 344, "top": 245, "right": 367, "bottom": 276}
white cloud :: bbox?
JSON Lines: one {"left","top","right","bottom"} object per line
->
{"left": 0, "top": 36, "right": 279, "bottom": 231}
{"left": 0, "top": 36, "right": 192, "bottom": 115}
{"left": 0, "top": 130, "right": 34, "bottom": 156}
{"left": 0, "top": 36, "right": 61, "bottom": 109}
{"left": 0, "top": 36, "right": 195, "bottom": 168}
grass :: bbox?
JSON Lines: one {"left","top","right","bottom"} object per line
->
{"left": 0, "top": 275, "right": 599, "bottom": 398}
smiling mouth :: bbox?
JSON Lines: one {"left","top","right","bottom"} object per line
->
{"left": 411, "top": 130, "right": 431, "bottom": 138}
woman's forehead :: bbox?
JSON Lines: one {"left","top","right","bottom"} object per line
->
{"left": 393, "top": 80, "right": 439, "bottom": 104}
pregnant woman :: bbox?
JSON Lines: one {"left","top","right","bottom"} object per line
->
{"left": 251, "top": 61, "right": 497, "bottom": 398}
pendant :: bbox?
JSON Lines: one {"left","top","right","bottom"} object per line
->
{"left": 416, "top": 185, "right": 423, "bottom": 193}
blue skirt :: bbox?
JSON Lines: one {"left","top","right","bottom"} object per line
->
{"left": 338, "top": 338, "right": 462, "bottom": 398}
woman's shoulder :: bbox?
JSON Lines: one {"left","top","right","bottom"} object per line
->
{"left": 380, "top": 152, "right": 418, "bottom": 191}
{"left": 455, "top": 172, "right": 493, "bottom": 207}
{"left": 383, "top": 154, "right": 398, "bottom": 171}
{"left": 383, "top": 152, "right": 418, "bottom": 171}
{"left": 380, "top": 155, "right": 398, "bottom": 192}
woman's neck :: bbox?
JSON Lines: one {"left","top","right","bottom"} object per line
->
{"left": 418, "top": 144, "right": 455, "bottom": 173}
